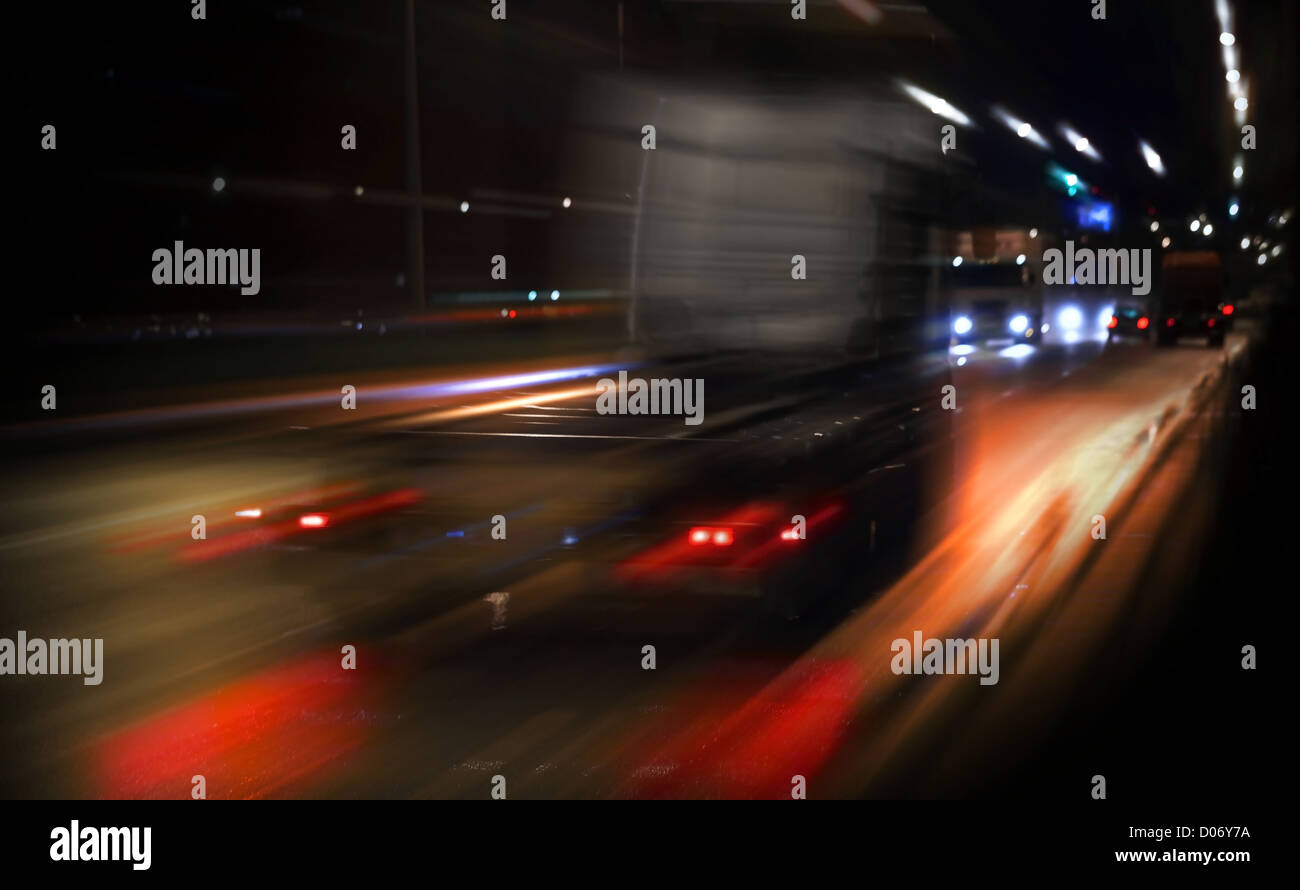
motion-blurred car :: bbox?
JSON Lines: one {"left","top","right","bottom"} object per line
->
{"left": 224, "top": 487, "right": 426, "bottom": 581}
{"left": 587, "top": 367, "right": 956, "bottom": 619}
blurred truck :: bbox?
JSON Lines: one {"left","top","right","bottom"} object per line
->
{"left": 948, "top": 227, "right": 1044, "bottom": 347}
{"left": 560, "top": 77, "right": 954, "bottom": 359}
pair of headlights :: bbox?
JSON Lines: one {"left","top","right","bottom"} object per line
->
{"left": 953, "top": 314, "right": 1030, "bottom": 335}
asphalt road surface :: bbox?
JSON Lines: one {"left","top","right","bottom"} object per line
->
{"left": 0, "top": 307, "right": 1281, "bottom": 799}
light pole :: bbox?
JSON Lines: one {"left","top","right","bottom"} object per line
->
{"left": 403, "top": 0, "right": 426, "bottom": 312}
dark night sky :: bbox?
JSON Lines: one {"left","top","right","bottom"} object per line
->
{"left": 15, "top": 0, "right": 1296, "bottom": 320}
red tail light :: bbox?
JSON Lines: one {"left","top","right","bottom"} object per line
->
{"left": 298, "top": 513, "right": 329, "bottom": 529}
{"left": 1222, "top": 304, "right": 1234, "bottom": 316}
{"left": 1208, "top": 318, "right": 1216, "bottom": 328}
{"left": 780, "top": 528, "right": 801, "bottom": 541}
{"left": 1166, "top": 318, "right": 1175, "bottom": 327}
{"left": 1136, "top": 316, "right": 1150, "bottom": 330}
{"left": 1107, "top": 316, "right": 1118, "bottom": 329}
{"left": 688, "top": 526, "right": 734, "bottom": 546}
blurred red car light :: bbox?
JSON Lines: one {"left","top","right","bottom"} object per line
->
{"left": 1136, "top": 316, "right": 1150, "bottom": 330}
{"left": 688, "top": 526, "right": 734, "bottom": 546}
{"left": 1107, "top": 316, "right": 1118, "bottom": 329}
{"left": 299, "top": 513, "right": 329, "bottom": 529}
{"left": 1222, "top": 304, "right": 1234, "bottom": 316}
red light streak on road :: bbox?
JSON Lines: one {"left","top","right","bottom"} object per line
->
{"left": 622, "top": 658, "right": 863, "bottom": 798}
{"left": 94, "top": 651, "right": 386, "bottom": 799}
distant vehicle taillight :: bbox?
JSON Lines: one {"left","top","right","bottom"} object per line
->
{"left": 1166, "top": 318, "right": 1176, "bottom": 327}
{"left": 712, "top": 528, "right": 734, "bottom": 546}
{"left": 1108, "top": 316, "right": 1118, "bottom": 329}
{"left": 1208, "top": 318, "right": 1216, "bottom": 328}
{"left": 1137, "top": 316, "right": 1150, "bottom": 330}
{"left": 234, "top": 508, "right": 262, "bottom": 519}
{"left": 689, "top": 527, "right": 712, "bottom": 545}
{"left": 780, "top": 528, "right": 802, "bottom": 541}
{"left": 299, "top": 513, "right": 329, "bottom": 529}
{"left": 1222, "top": 304, "right": 1235, "bottom": 316}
